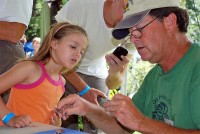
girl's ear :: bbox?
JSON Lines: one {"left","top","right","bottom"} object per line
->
{"left": 163, "top": 13, "right": 177, "bottom": 32}
{"left": 51, "top": 39, "right": 58, "bottom": 49}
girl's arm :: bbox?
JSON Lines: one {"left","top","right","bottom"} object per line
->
{"left": 0, "top": 61, "right": 39, "bottom": 127}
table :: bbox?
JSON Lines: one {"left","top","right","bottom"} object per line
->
{"left": 0, "top": 122, "right": 87, "bottom": 134}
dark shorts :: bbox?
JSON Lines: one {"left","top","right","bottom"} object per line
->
{"left": 0, "top": 40, "right": 25, "bottom": 103}
{"left": 0, "top": 40, "right": 25, "bottom": 74}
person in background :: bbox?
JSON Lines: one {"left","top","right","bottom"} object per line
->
{"left": 55, "top": 0, "right": 130, "bottom": 133}
{"left": 56, "top": 0, "right": 200, "bottom": 133}
{"left": 25, "top": 37, "right": 41, "bottom": 58}
{"left": 20, "top": 35, "right": 27, "bottom": 45}
{"left": 0, "top": 0, "right": 33, "bottom": 103}
{"left": 32, "top": 37, "right": 41, "bottom": 55}
{"left": 0, "top": 22, "right": 97, "bottom": 128}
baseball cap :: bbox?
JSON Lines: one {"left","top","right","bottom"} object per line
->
{"left": 112, "top": 0, "right": 180, "bottom": 40}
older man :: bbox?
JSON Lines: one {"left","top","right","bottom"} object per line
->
{"left": 57, "top": 0, "right": 200, "bottom": 133}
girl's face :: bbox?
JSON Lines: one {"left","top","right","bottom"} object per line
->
{"left": 51, "top": 33, "right": 87, "bottom": 69}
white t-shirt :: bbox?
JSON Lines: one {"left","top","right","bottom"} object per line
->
{"left": 56, "top": 0, "right": 121, "bottom": 79}
{"left": 0, "top": 0, "right": 33, "bottom": 27}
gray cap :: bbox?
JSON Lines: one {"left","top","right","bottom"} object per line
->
{"left": 112, "top": 0, "right": 180, "bottom": 40}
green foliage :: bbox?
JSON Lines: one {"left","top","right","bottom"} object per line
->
{"left": 183, "top": 0, "right": 200, "bottom": 42}
{"left": 25, "top": 0, "right": 43, "bottom": 41}
{"left": 25, "top": 0, "right": 67, "bottom": 42}
{"left": 62, "top": 0, "right": 68, "bottom": 5}
{"left": 78, "top": 116, "right": 83, "bottom": 131}
{"left": 126, "top": 59, "right": 154, "bottom": 96}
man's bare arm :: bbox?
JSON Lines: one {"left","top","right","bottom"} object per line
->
{"left": 62, "top": 70, "right": 106, "bottom": 104}
{"left": 0, "top": 21, "right": 26, "bottom": 43}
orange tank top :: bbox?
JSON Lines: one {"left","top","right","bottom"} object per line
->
{"left": 6, "top": 62, "right": 65, "bottom": 124}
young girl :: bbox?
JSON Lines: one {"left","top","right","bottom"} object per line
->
{"left": 0, "top": 22, "right": 88, "bottom": 128}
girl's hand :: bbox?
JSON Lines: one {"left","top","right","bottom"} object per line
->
{"left": 50, "top": 113, "right": 62, "bottom": 126}
{"left": 7, "top": 115, "right": 32, "bottom": 128}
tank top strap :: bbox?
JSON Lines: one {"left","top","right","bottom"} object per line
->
{"left": 37, "top": 62, "right": 64, "bottom": 87}
{"left": 13, "top": 62, "right": 46, "bottom": 89}
{"left": 58, "top": 74, "right": 65, "bottom": 93}
{"left": 37, "top": 61, "right": 48, "bottom": 77}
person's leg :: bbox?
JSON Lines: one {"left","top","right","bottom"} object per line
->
{"left": 62, "top": 75, "right": 100, "bottom": 133}
{"left": 0, "top": 41, "right": 25, "bottom": 103}
{"left": 78, "top": 72, "right": 109, "bottom": 97}
{"left": 62, "top": 72, "right": 108, "bottom": 133}
{"left": 61, "top": 80, "right": 79, "bottom": 130}
{"left": 77, "top": 72, "right": 109, "bottom": 134}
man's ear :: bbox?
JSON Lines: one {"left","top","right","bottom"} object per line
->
{"left": 51, "top": 39, "right": 58, "bottom": 49}
{"left": 163, "top": 13, "right": 178, "bottom": 32}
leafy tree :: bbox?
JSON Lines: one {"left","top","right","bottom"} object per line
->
{"left": 25, "top": 0, "right": 66, "bottom": 42}
{"left": 183, "top": 0, "right": 200, "bottom": 42}
{"left": 25, "top": 0, "right": 43, "bottom": 42}
{"left": 126, "top": 59, "right": 154, "bottom": 97}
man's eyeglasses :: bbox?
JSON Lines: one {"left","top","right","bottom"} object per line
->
{"left": 129, "top": 17, "right": 157, "bottom": 39}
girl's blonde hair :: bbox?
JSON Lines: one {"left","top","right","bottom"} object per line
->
{"left": 22, "top": 22, "right": 88, "bottom": 72}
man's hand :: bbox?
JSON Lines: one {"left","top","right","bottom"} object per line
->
{"left": 57, "top": 94, "right": 94, "bottom": 120}
{"left": 105, "top": 53, "right": 129, "bottom": 74}
{"left": 105, "top": 53, "right": 131, "bottom": 89}
{"left": 103, "top": 94, "right": 145, "bottom": 130}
